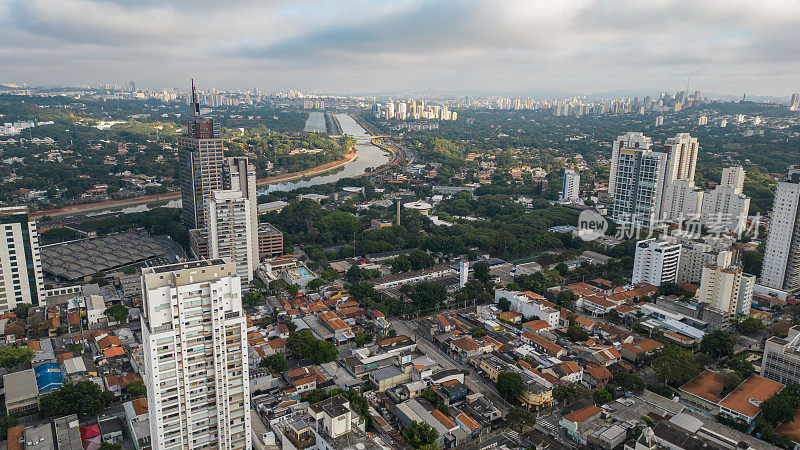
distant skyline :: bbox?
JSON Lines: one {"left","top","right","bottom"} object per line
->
{"left": 2, "top": 0, "right": 800, "bottom": 97}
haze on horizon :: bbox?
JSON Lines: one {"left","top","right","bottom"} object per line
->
{"left": 1, "top": 0, "right": 799, "bottom": 98}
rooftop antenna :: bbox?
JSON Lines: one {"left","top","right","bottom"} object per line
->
{"left": 191, "top": 78, "right": 200, "bottom": 117}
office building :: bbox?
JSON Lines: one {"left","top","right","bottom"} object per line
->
{"left": 761, "top": 166, "right": 800, "bottom": 291}
{"left": 179, "top": 82, "right": 225, "bottom": 230}
{"left": 0, "top": 206, "right": 45, "bottom": 314}
{"left": 700, "top": 167, "right": 751, "bottom": 234}
{"left": 222, "top": 157, "right": 259, "bottom": 267}
{"left": 661, "top": 180, "right": 703, "bottom": 223}
{"left": 763, "top": 325, "right": 800, "bottom": 384}
{"left": 207, "top": 190, "right": 257, "bottom": 284}
{"left": 790, "top": 93, "right": 800, "bottom": 111}
{"left": 561, "top": 169, "right": 580, "bottom": 201}
{"left": 141, "top": 260, "right": 251, "bottom": 449}
{"left": 663, "top": 133, "right": 698, "bottom": 183}
{"left": 697, "top": 265, "right": 752, "bottom": 317}
{"left": 610, "top": 145, "right": 668, "bottom": 226}
{"left": 631, "top": 239, "right": 681, "bottom": 286}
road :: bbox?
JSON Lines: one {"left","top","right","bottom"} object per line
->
{"left": 391, "top": 320, "right": 513, "bottom": 413}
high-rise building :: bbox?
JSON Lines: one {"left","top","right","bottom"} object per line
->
{"left": 207, "top": 190, "right": 257, "bottom": 284}
{"left": 610, "top": 145, "right": 668, "bottom": 226}
{"left": 631, "top": 239, "right": 681, "bottom": 286}
{"left": 0, "top": 206, "right": 45, "bottom": 314}
{"left": 609, "top": 132, "right": 653, "bottom": 194}
{"left": 791, "top": 93, "right": 800, "bottom": 112}
{"left": 764, "top": 326, "right": 800, "bottom": 384}
{"left": 700, "top": 167, "right": 750, "bottom": 234}
{"left": 222, "top": 157, "right": 259, "bottom": 267}
{"left": 141, "top": 260, "right": 251, "bottom": 449}
{"left": 257, "top": 223, "right": 284, "bottom": 259}
{"left": 697, "top": 265, "right": 752, "bottom": 317}
{"left": 663, "top": 133, "right": 698, "bottom": 183}
{"left": 676, "top": 240, "right": 733, "bottom": 285}
{"left": 179, "top": 81, "right": 225, "bottom": 230}
{"left": 561, "top": 169, "right": 580, "bottom": 201}
{"left": 761, "top": 166, "right": 800, "bottom": 290}
{"left": 661, "top": 180, "right": 703, "bottom": 223}
{"left": 655, "top": 116, "right": 664, "bottom": 126}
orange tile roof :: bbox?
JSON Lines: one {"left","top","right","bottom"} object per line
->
{"left": 666, "top": 331, "right": 694, "bottom": 342}
{"left": 522, "top": 319, "right": 550, "bottom": 331}
{"left": 496, "top": 311, "right": 522, "bottom": 321}
{"left": 327, "top": 318, "right": 350, "bottom": 331}
{"left": 56, "top": 352, "right": 74, "bottom": 364}
{"left": 131, "top": 397, "right": 148, "bottom": 415}
{"left": 451, "top": 337, "right": 481, "bottom": 352}
{"left": 456, "top": 413, "right": 480, "bottom": 432}
{"left": 558, "top": 361, "right": 582, "bottom": 375}
{"left": 268, "top": 338, "right": 287, "bottom": 349}
{"left": 432, "top": 410, "right": 456, "bottom": 429}
{"left": 378, "top": 336, "right": 409, "bottom": 347}
{"left": 27, "top": 340, "right": 41, "bottom": 350}
{"left": 104, "top": 347, "right": 126, "bottom": 358}
{"left": 584, "top": 365, "right": 612, "bottom": 383}
{"left": 563, "top": 405, "right": 602, "bottom": 423}
{"left": 97, "top": 335, "right": 122, "bottom": 350}
{"left": 522, "top": 331, "right": 564, "bottom": 354}
{"left": 6, "top": 425, "right": 23, "bottom": 450}
{"left": 294, "top": 375, "right": 316, "bottom": 386}
{"left": 718, "top": 375, "right": 784, "bottom": 419}
{"left": 68, "top": 312, "right": 80, "bottom": 326}
{"left": 634, "top": 338, "right": 664, "bottom": 353}
{"left": 318, "top": 310, "right": 339, "bottom": 321}
{"left": 371, "top": 310, "right": 385, "bottom": 318}
{"left": 621, "top": 343, "right": 645, "bottom": 356}
{"left": 574, "top": 316, "right": 596, "bottom": 328}
{"left": 614, "top": 305, "right": 635, "bottom": 314}
{"left": 680, "top": 370, "right": 725, "bottom": 404}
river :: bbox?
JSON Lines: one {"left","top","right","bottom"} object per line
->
{"left": 303, "top": 111, "right": 326, "bottom": 133}
{"left": 258, "top": 113, "right": 390, "bottom": 194}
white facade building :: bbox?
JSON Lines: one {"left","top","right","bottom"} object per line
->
{"left": 697, "top": 265, "right": 753, "bottom": 318}
{"left": 676, "top": 240, "right": 733, "bottom": 285}
{"left": 561, "top": 169, "right": 580, "bottom": 201}
{"left": 700, "top": 167, "right": 751, "bottom": 234}
{"left": 610, "top": 146, "right": 668, "bottom": 226}
{"left": 609, "top": 132, "right": 653, "bottom": 194}
{"left": 141, "top": 260, "right": 251, "bottom": 449}
{"left": 207, "top": 190, "right": 257, "bottom": 284}
{"left": 494, "top": 289, "right": 560, "bottom": 328}
{"left": 0, "top": 206, "right": 45, "bottom": 314}
{"left": 631, "top": 239, "right": 681, "bottom": 286}
{"left": 661, "top": 180, "right": 704, "bottom": 223}
{"left": 761, "top": 166, "right": 800, "bottom": 290}
{"left": 663, "top": 133, "right": 699, "bottom": 183}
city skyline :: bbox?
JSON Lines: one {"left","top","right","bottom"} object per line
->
{"left": 2, "top": 0, "right": 800, "bottom": 96}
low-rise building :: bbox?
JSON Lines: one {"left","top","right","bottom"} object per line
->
{"left": 4, "top": 369, "right": 38, "bottom": 415}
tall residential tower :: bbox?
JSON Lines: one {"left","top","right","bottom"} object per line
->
{"left": 141, "top": 260, "right": 251, "bottom": 449}
{"left": 0, "top": 206, "right": 45, "bottom": 314}
{"left": 761, "top": 166, "right": 800, "bottom": 291}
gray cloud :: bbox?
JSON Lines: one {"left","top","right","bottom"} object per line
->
{"left": 1, "top": 0, "right": 799, "bottom": 96}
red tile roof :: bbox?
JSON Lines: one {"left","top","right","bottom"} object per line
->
{"left": 563, "top": 405, "right": 602, "bottom": 423}
{"left": 718, "top": 375, "right": 784, "bottom": 419}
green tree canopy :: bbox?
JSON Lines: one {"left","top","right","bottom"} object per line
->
{"left": 40, "top": 380, "right": 108, "bottom": 418}
{"left": 0, "top": 346, "right": 34, "bottom": 369}
{"left": 700, "top": 330, "right": 735, "bottom": 360}
{"left": 103, "top": 304, "right": 129, "bottom": 323}
{"left": 402, "top": 421, "right": 439, "bottom": 449}
{"left": 261, "top": 354, "right": 288, "bottom": 373}
{"left": 503, "top": 407, "right": 536, "bottom": 434}
{"left": 496, "top": 372, "right": 524, "bottom": 401}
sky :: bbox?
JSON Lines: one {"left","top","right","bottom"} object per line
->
{"left": 1, "top": 0, "right": 800, "bottom": 97}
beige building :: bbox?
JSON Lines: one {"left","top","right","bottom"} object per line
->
{"left": 4, "top": 369, "right": 38, "bottom": 415}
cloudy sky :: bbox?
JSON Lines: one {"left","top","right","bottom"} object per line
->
{"left": 1, "top": 0, "right": 799, "bottom": 96}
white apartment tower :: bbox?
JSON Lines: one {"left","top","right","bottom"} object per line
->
{"left": 761, "top": 166, "right": 800, "bottom": 291}
{"left": 141, "top": 260, "right": 251, "bottom": 449}
{"left": 700, "top": 166, "right": 750, "bottom": 234}
{"left": 661, "top": 180, "right": 704, "bottom": 223}
{"left": 631, "top": 239, "right": 681, "bottom": 286}
{"left": 223, "top": 157, "right": 260, "bottom": 268}
{"left": 207, "top": 190, "right": 257, "bottom": 284}
{"left": 0, "top": 206, "right": 45, "bottom": 314}
{"left": 561, "top": 169, "right": 580, "bottom": 201}
{"left": 677, "top": 241, "right": 733, "bottom": 285}
{"left": 791, "top": 93, "right": 800, "bottom": 112}
{"left": 697, "top": 265, "right": 754, "bottom": 317}
{"left": 663, "top": 133, "right": 699, "bottom": 183}
{"left": 609, "top": 132, "right": 653, "bottom": 194}
{"left": 610, "top": 146, "right": 668, "bottom": 226}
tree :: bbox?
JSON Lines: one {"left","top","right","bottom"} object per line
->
{"left": 312, "top": 340, "right": 339, "bottom": 364}
{"left": 566, "top": 325, "right": 589, "bottom": 342}
{"left": 593, "top": 388, "right": 613, "bottom": 404}
{"left": 555, "top": 262, "right": 569, "bottom": 276}
{"left": 497, "top": 297, "right": 511, "bottom": 312}
{"left": 611, "top": 373, "right": 645, "bottom": 393}
{"left": 0, "top": 415, "right": 17, "bottom": 440}
{"left": 99, "top": 443, "right": 121, "bottom": 450}
{"left": 307, "top": 278, "right": 326, "bottom": 291}
{"left": 13, "top": 303, "right": 31, "bottom": 319}
{"left": 473, "top": 261, "right": 491, "bottom": 283}
{"left": 388, "top": 328, "right": 397, "bottom": 338}
{"left": 40, "top": 380, "right": 108, "bottom": 417}
{"left": 735, "top": 317, "right": 766, "bottom": 334}
{"left": 553, "top": 382, "right": 590, "bottom": 405}
{"left": 402, "top": 421, "right": 439, "bottom": 449}
{"left": 355, "top": 332, "right": 373, "bottom": 347}
{"left": 651, "top": 344, "right": 701, "bottom": 386}
{"left": 496, "top": 372, "right": 524, "bottom": 401}
{"left": 242, "top": 290, "right": 264, "bottom": 306}
{"left": 421, "top": 388, "right": 438, "bottom": 404}
{"left": 287, "top": 329, "right": 317, "bottom": 358}
{"left": 503, "top": 407, "right": 536, "bottom": 433}
{"left": 471, "top": 327, "right": 487, "bottom": 338}
{"left": 104, "top": 304, "right": 128, "bottom": 323}
{"left": 261, "top": 354, "right": 288, "bottom": 373}
{"left": 123, "top": 380, "right": 146, "bottom": 398}
{"left": 556, "top": 290, "right": 576, "bottom": 309}
{"left": 700, "top": 330, "right": 734, "bottom": 360}
{"left": 726, "top": 356, "right": 755, "bottom": 380}
{"left": 406, "top": 282, "right": 447, "bottom": 312}
{"left": 0, "top": 346, "right": 34, "bottom": 369}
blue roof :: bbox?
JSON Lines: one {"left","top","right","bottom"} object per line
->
{"left": 35, "top": 362, "right": 63, "bottom": 393}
